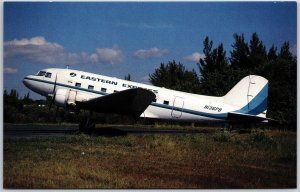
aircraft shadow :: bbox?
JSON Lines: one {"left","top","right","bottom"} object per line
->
{"left": 86, "top": 128, "right": 128, "bottom": 137}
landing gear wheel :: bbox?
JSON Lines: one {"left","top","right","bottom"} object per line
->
{"left": 79, "top": 112, "right": 95, "bottom": 133}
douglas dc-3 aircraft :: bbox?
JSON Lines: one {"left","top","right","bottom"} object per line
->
{"left": 23, "top": 68, "right": 269, "bottom": 131}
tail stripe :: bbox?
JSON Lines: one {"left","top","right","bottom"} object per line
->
{"left": 234, "top": 84, "right": 268, "bottom": 115}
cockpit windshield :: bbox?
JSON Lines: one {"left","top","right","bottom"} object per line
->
{"left": 36, "top": 71, "right": 52, "bottom": 78}
{"left": 37, "top": 71, "right": 46, "bottom": 76}
{"left": 45, "top": 72, "right": 52, "bottom": 78}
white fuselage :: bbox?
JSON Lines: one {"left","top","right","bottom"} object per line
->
{"left": 23, "top": 68, "right": 260, "bottom": 122}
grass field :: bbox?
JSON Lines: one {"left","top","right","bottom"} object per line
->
{"left": 3, "top": 126, "right": 296, "bottom": 189}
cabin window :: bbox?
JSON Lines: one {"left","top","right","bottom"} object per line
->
{"left": 163, "top": 100, "right": 169, "bottom": 105}
{"left": 37, "top": 71, "right": 46, "bottom": 76}
{"left": 75, "top": 83, "right": 81, "bottom": 88}
{"left": 88, "top": 85, "right": 94, "bottom": 90}
{"left": 45, "top": 72, "right": 52, "bottom": 78}
{"left": 101, "top": 88, "right": 107, "bottom": 93}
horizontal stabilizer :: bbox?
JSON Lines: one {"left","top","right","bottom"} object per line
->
{"left": 227, "top": 112, "right": 273, "bottom": 123}
{"left": 76, "top": 88, "right": 156, "bottom": 118}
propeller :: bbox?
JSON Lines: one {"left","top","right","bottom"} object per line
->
{"left": 49, "top": 74, "right": 58, "bottom": 110}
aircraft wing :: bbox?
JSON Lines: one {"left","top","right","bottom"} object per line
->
{"left": 76, "top": 88, "right": 156, "bottom": 118}
{"left": 227, "top": 112, "right": 273, "bottom": 122}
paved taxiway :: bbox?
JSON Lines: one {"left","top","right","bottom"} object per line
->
{"left": 4, "top": 124, "right": 77, "bottom": 139}
{"left": 4, "top": 124, "right": 211, "bottom": 139}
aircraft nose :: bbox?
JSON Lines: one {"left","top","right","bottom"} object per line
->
{"left": 23, "top": 77, "right": 31, "bottom": 89}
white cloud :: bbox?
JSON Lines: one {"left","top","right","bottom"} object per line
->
{"left": 4, "top": 67, "right": 18, "bottom": 74}
{"left": 92, "top": 46, "right": 125, "bottom": 64}
{"left": 184, "top": 52, "right": 205, "bottom": 62}
{"left": 4, "top": 37, "right": 125, "bottom": 65}
{"left": 134, "top": 47, "right": 168, "bottom": 59}
{"left": 4, "top": 36, "right": 66, "bottom": 64}
{"left": 5, "top": 36, "right": 61, "bottom": 47}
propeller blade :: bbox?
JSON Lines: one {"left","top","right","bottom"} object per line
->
{"left": 49, "top": 94, "right": 56, "bottom": 110}
{"left": 52, "top": 74, "right": 57, "bottom": 92}
{"left": 49, "top": 74, "right": 58, "bottom": 110}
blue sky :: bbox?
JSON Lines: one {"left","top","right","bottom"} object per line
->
{"left": 4, "top": 2, "right": 297, "bottom": 99}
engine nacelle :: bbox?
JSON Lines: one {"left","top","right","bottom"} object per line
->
{"left": 53, "top": 88, "right": 81, "bottom": 114}
{"left": 53, "top": 88, "right": 96, "bottom": 113}
{"left": 54, "top": 89, "right": 69, "bottom": 107}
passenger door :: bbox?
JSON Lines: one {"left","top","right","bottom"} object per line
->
{"left": 171, "top": 96, "right": 184, "bottom": 119}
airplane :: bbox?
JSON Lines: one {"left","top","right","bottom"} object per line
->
{"left": 23, "top": 68, "right": 270, "bottom": 131}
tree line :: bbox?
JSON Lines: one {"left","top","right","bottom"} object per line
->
{"left": 149, "top": 33, "right": 296, "bottom": 128}
{"left": 4, "top": 33, "right": 296, "bottom": 128}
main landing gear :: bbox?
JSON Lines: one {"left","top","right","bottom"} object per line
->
{"left": 79, "top": 111, "right": 95, "bottom": 133}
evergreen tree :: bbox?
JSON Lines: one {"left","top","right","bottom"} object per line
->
{"left": 230, "top": 33, "right": 250, "bottom": 70}
{"left": 149, "top": 60, "right": 200, "bottom": 93}
{"left": 278, "top": 42, "right": 293, "bottom": 60}
{"left": 22, "top": 92, "right": 34, "bottom": 104}
{"left": 124, "top": 74, "right": 132, "bottom": 81}
{"left": 198, "top": 34, "right": 296, "bottom": 128}
{"left": 229, "top": 33, "right": 270, "bottom": 87}
{"left": 267, "top": 45, "right": 277, "bottom": 62}
{"left": 249, "top": 33, "right": 268, "bottom": 71}
{"left": 267, "top": 42, "right": 296, "bottom": 127}
{"left": 198, "top": 37, "right": 214, "bottom": 79}
{"left": 4, "top": 89, "right": 22, "bottom": 110}
{"left": 197, "top": 37, "right": 230, "bottom": 96}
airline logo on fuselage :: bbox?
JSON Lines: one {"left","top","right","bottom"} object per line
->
{"left": 70, "top": 72, "right": 158, "bottom": 94}
{"left": 80, "top": 74, "right": 118, "bottom": 85}
{"left": 70, "top": 72, "right": 77, "bottom": 77}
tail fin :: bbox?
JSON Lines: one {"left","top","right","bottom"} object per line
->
{"left": 223, "top": 75, "right": 268, "bottom": 116}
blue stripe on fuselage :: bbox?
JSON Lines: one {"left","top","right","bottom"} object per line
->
{"left": 150, "top": 103, "right": 228, "bottom": 119}
{"left": 24, "top": 77, "right": 108, "bottom": 96}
